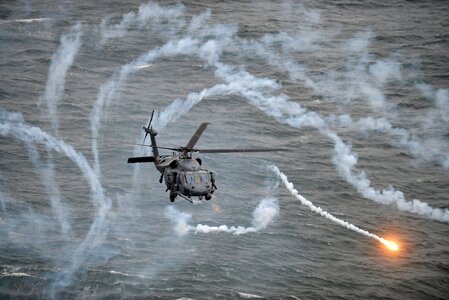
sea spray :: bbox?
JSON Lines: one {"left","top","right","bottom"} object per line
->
{"left": 164, "top": 197, "right": 279, "bottom": 236}
{"left": 269, "top": 165, "right": 399, "bottom": 249}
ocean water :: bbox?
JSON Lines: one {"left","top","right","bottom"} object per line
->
{"left": 0, "top": 0, "right": 448, "bottom": 299}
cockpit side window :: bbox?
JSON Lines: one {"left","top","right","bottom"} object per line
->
{"left": 199, "top": 172, "right": 209, "bottom": 184}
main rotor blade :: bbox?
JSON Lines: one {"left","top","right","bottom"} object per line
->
{"left": 148, "top": 110, "right": 155, "bottom": 128}
{"left": 134, "top": 144, "right": 179, "bottom": 151}
{"left": 127, "top": 156, "right": 155, "bottom": 163}
{"left": 141, "top": 132, "right": 149, "bottom": 150}
{"left": 196, "top": 148, "right": 289, "bottom": 153}
{"left": 185, "top": 122, "right": 209, "bottom": 149}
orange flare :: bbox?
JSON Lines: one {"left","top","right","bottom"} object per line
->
{"left": 383, "top": 240, "right": 399, "bottom": 251}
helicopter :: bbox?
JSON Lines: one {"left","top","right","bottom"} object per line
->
{"left": 127, "top": 111, "right": 286, "bottom": 203}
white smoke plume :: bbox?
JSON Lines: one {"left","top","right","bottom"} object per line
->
{"left": 0, "top": 113, "right": 111, "bottom": 290}
{"left": 98, "top": 1, "right": 185, "bottom": 45}
{"left": 415, "top": 83, "right": 449, "bottom": 168}
{"left": 237, "top": 17, "right": 449, "bottom": 170}
{"left": 164, "top": 197, "right": 279, "bottom": 236}
{"left": 0, "top": 109, "right": 71, "bottom": 233}
{"left": 203, "top": 61, "right": 449, "bottom": 223}
{"left": 0, "top": 175, "right": 10, "bottom": 212}
{"left": 25, "top": 143, "right": 71, "bottom": 234}
{"left": 39, "top": 22, "right": 82, "bottom": 133}
{"left": 33, "top": 23, "right": 82, "bottom": 235}
{"left": 119, "top": 13, "right": 449, "bottom": 224}
{"left": 91, "top": 10, "right": 237, "bottom": 176}
{"left": 269, "top": 165, "right": 398, "bottom": 249}
{"left": 90, "top": 36, "right": 201, "bottom": 176}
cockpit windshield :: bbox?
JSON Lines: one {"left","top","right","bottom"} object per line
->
{"left": 185, "top": 171, "right": 209, "bottom": 185}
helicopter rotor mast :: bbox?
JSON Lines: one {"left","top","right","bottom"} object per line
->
{"left": 142, "top": 110, "right": 160, "bottom": 161}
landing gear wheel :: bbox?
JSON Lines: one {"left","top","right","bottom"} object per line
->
{"left": 205, "top": 194, "right": 212, "bottom": 201}
{"left": 170, "top": 192, "right": 177, "bottom": 202}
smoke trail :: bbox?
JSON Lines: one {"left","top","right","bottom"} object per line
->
{"left": 240, "top": 20, "right": 449, "bottom": 169}
{"left": 93, "top": 4, "right": 447, "bottom": 226}
{"left": 34, "top": 23, "right": 82, "bottom": 234}
{"left": 25, "top": 143, "right": 70, "bottom": 234}
{"left": 153, "top": 82, "right": 233, "bottom": 130}
{"left": 120, "top": 15, "right": 448, "bottom": 224}
{"left": 164, "top": 198, "right": 279, "bottom": 236}
{"left": 90, "top": 36, "right": 200, "bottom": 176}
{"left": 91, "top": 10, "right": 237, "bottom": 176}
{"left": 0, "top": 176, "right": 9, "bottom": 212}
{"left": 417, "top": 84, "right": 449, "bottom": 125}
{"left": 39, "top": 22, "right": 82, "bottom": 133}
{"left": 0, "top": 112, "right": 67, "bottom": 228}
{"left": 98, "top": 2, "right": 185, "bottom": 45}
{"left": 415, "top": 83, "right": 449, "bottom": 168}
{"left": 206, "top": 62, "right": 449, "bottom": 223}
{"left": 0, "top": 114, "right": 111, "bottom": 290}
{"left": 269, "top": 165, "right": 398, "bottom": 249}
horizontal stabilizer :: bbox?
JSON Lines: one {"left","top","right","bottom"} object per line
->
{"left": 127, "top": 156, "right": 155, "bottom": 164}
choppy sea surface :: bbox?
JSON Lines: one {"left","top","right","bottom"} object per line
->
{"left": 1, "top": 0, "right": 448, "bottom": 299}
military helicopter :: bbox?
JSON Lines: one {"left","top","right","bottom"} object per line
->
{"left": 127, "top": 111, "right": 286, "bottom": 203}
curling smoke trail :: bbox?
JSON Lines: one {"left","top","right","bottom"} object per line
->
{"left": 93, "top": 4, "right": 447, "bottom": 225}
{"left": 33, "top": 23, "right": 82, "bottom": 234}
{"left": 90, "top": 36, "right": 201, "bottom": 176}
{"left": 208, "top": 63, "right": 449, "bottom": 224}
{"left": 98, "top": 2, "right": 185, "bottom": 45}
{"left": 0, "top": 113, "right": 111, "bottom": 290}
{"left": 26, "top": 143, "right": 71, "bottom": 234}
{"left": 269, "top": 165, "right": 398, "bottom": 250}
{"left": 91, "top": 9, "right": 236, "bottom": 176}
{"left": 127, "top": 26, "right": 448, "bottom": 223}
{"left": 164, "top": 198, "right": 279, "bottom": 236}
{"left": 39, "top": 22, "right": 82, "bottom": 133}
{"left": 239, "top": 18, "right": 449, "bottom": 169}
{"left": 1, "top": 109, "right": 71, "bottom": 233}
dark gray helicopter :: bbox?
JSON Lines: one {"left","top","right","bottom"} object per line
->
{"left": 127, "top": 111, "right": 285, "bottom": 203}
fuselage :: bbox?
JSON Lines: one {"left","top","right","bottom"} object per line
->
{"left": 159, "top": 156, "right": 215, "bottom": 199}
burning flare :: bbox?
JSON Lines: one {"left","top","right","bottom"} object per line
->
{"left": 381, "top": 239, "right": 399, "bottom": 252}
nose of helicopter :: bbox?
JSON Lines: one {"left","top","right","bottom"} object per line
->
{"left": 187, "top": 183, "right": 210, "bottom": 196}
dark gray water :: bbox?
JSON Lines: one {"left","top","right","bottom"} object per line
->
{"left": 1, "top": 1, "right": 448, "bottom": 299}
